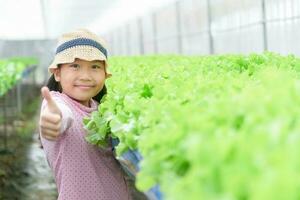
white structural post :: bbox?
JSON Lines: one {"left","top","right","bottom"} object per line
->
{"left": 138, "top": 18, "right": 145, "bottom": 55}
{"left": 175, "top": 1, "right": 183, "bottom": 54}
{"left": 207, "top": 0, "right": 214, "bottom": 54}
{"left": 152, "top": 12, "right": 158, "bottom": 54}
{"left": 261, "top": 0, "right": 268, "bottom": 51}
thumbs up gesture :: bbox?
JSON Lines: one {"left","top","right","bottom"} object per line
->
{"left": 39, "top": 86, "right": 62, "bottom": 140}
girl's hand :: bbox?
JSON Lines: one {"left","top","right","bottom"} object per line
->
{"left": 39, "top": 87, "right": 62, "bottom": 141}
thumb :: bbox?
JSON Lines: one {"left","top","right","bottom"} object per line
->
{"left": 41, "top": 86, "right": 61, "bottom": 115}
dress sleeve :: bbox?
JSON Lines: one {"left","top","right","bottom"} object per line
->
{"left": 41, "top": 97, "right": 74, "bottom": 135}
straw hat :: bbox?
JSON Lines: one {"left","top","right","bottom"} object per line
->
{"left": 49, "top": 28, "right": 111, "bottom": 77}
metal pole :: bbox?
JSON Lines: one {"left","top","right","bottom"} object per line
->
{"left": 152, "top": 12, "right": 158, "bottom": 54}
{"left": 17, "top": 81, "right": 22, "bottom": 113}
{"left": 261, "top": 0, "right": 268, "bottom": 51}
{"left": 175, "top": 0, "right": 183, "bottom": 54}
{"left": 110, "top": 33, "right": 115, "bottom": 56}
{"left": 3, "top": 94, "right": 7, "bottom": 150}
{"left": 40, "top": 0, "right": 49, "bottom": 38}
{"left": 207, "top": 0, "right": 214, "bottom": 54}
{"left": 118, "top": 29, "right": 122, "bottom": 55}
{"left": 126, "top": 24, "right": 131, "bottom": 55}
{"left": 33, "top": 65, "right": 36, "bottom": 85}
{"left": 138, "top": 18, "right": 145, "bottom": 55}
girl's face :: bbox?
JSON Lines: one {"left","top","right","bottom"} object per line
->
{"left": 53, "top": 58, "right": 106, "bottom": 107}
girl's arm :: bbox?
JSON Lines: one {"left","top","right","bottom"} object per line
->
{"left": 39, "top": 87, "right": 73, "bottom": 141}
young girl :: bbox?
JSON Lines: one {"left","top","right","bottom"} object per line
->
{"left": 39, "top": 29, "right": 145, "bottom": 200}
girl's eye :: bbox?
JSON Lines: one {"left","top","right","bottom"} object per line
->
{"left": 70, "top": 64, "right": 80, "bottom": 69}
{"left": 92, "top": 65, "right": 104, "bottom": 70}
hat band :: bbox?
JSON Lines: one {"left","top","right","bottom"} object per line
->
{"left": 55, "top": 38, "right": 107, "bottom": 58}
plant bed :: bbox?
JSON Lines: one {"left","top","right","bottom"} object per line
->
{"left": 84, "top": 53, "right": 300, "bottom": 200}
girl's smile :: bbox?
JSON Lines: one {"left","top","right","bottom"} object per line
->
{"left": 74, "top": 84, "right": 96, "bottom": 89}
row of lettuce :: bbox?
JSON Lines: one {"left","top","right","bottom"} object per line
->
{"left": 85, "top": 53, "right": 300, "bottom": 200}
{"left": 0, "top": 57, "right": 38, "bottom": 96}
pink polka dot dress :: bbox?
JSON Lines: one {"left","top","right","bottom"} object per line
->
{"left": 40, "top": 91, "right": 130, "bottom": 200}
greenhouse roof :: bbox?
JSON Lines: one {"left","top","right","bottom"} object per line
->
{"left": 0, "top": 0, "right": 176, "bottom": 40}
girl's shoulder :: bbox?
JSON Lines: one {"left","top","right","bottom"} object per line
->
{"left": 49, "top": 91, "right": 69, "bottom": 102}
{"left": 49, "top": 91, "right": 63, "bottom": 98}
{"left": 49, "top": 91, "right": 99, "bottom": 112}
{"left": 41, "top": 91, "right": 72, "bottom": 116}
{"left": 48, "top": 91, "right": 71, "bottom": 107}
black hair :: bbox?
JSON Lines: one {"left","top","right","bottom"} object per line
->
{"left": 46, "top": 74, "right": 107, "bottom": 103}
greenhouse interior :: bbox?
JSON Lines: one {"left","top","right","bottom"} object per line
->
{"left": 1, "top": 0, "right": 300, "bottom": 199}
